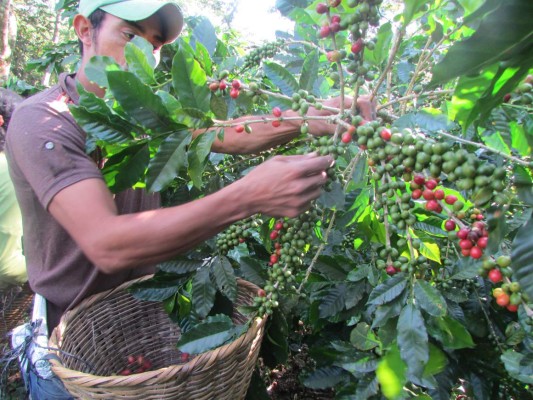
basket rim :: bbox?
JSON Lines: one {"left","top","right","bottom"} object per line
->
{"left": 48, "top": 275, "right": 267, "bottom": 386}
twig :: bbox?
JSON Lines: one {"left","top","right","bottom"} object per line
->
{"left": 436, "top": 130, "right": 530, "bottom": 167}
{"left": 370, "top": 27, "right": 405, "bottom": 102}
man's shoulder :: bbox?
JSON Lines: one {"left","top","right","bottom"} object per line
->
{"left": 16, "top": 83, "right": 70, "bottom": 113}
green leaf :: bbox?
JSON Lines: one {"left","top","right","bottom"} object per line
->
{"left": 70, "top": 103, "right": 133, "bottom": 149}
{"left": 146, "top": 130, "right": 192, "bottom": 192}
{"left": 347, "top": 264, "right": 371, "bottom": 282}
{"left": 449, "top": 259, "right": 479, "bottom": 280}
{"left": 397, "top": 304, "right": 429, "bottom": 377}
{"left": 84, "top": 56, "right": 121, "bottom": 89}
{"left": 501, "top": 350, "right": 533, "bottom": 384}
{"left": 335, "top": 354, "right": 378, "bottom": 375}
{"left": 176, "top": 314, "right": 235, "bottom": 354}
{"left": 457, "top": 0, "right": 485, "bottom": 15}
{"left": 367, "top": 275, "right": 408, "bottom": 306}
{"left": 430, "top": 0, "right": 533, "bottom": 87}
{"left": 402, "top": 0, "right": 430, "bottom": 26}
{"left": 510, "top": 121, "right": 531, "bottom": 157}
{"left": 355, "top": 374, "right": 379, "bottom": 399}
{"left": 418, "top": 240, "right": 441, "bottom": 263}
{"left": 303, "top": 366, "right": 346, "bottom": 390}
{"left": 128, "top": 280, "right": 180, "bottom": 301}
{"left": 319, "top": 285, "right": 347, "bottom": 319}
{"left": 372, "top": 291, "right": 406, "bottom": 328}
{"left": 365, "top": 22, "right": 393, "bottom": 66}
{"left": 263, "top": 61, "right": 299, "bottom": 97}
{"left": 192, "top": 266, "right": 216, "bottom": 318}
{"left": 350, "top": 322, "right": 380, "bottom": 351}
{"left": 187, "top": 130, "right": 216, "bottom": 188}
{"left": 157, "top": 258, "right": 203, "bottom": 275}
{"left": 393, "top": 109, "right": 456, "bottom": 133}
{"left": 511, "top": 216, "right": 533, "bottom": 301}
{"left": 172, "top": 40, "right": 211, "bottom": 112}
{"left": 449, "top": 65, "right": 498, "bottom": 130}
{"left": 299, "top": 49, "right": 319, "bottom": 93}
{"left": 191, "top": 17, "right": 217, "bottom": 56}
{"left": 376, "top": 344, "right": 407, "bottom": 400}
{"left": 210, "top": 94, "right": 228, "bottom": 120}
{"left": 262, "top": 309, "right": 289, "bottom": 367}
{"left": 193, "top": 41, "right": 213, "bottom": 75}
{"left": 414, "top": 280, "right": 447, "bottom": 317}
{"left": 210, "top": 256, "right": 237, "bottom": 302}
{"left": 424, "top": 343, "right": 447, "bottom": 378}
{"left": 101, "top": 143, "right": 149, "bottom": 192}
{"left": 107, "top": 71, "right": 176, "bottom": 132}
{"left": 125, "top": 37, "right": 156, "bottom": 85}
{"left": 427, "top": 315, "right": 475, "bottom": 349}
{"left": 239, "top": 257, "right": 267, "bottom": 287}
{"left": 314, "top": 256, "right": 350, "bottom": 281}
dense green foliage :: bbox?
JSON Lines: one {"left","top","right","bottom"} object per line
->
{"left": 6, "top": 0, "right": 533, "bottom": 398}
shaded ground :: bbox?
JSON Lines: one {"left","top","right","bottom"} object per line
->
{"left": 264, "top": 348, "right": 335, "bottom": 400}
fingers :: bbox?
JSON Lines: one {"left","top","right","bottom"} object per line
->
{"left": 356, "top": 95, "right": 377, "bottom": 121}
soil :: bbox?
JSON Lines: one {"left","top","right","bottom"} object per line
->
{"left": 262, "top": 346, "right": 335, "bottom": 400}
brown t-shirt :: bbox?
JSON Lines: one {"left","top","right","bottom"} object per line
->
{"left": 5, "top": 73, "right": 158, "bottom": 332}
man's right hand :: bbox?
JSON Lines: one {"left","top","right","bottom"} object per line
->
{"left": 239, "top": 153, "right": 334, "bottom": 218}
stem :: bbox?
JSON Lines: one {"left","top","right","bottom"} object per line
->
{"left": 400, "top": 35, "right": 433, "bottom": 115}
{"left": 370, "top": 27, "right": 405, "bottom": 102}
{"left": 436, "top": 130, "right": 530, "bottom": 167}
{"left": 502, "top": 103, "right": 533, "bottom": 112}
{"left": 298, "top": 211, "right": 336, "bottom": 293}
{"left": 377, "top": 90, "right": 453, "bottom": 110}
{"left": 473, "top": 286, "right": 506, "bottom": 354}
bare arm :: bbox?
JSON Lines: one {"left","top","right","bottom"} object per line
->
{"left": 204, "top": 95, "right": 377, "bottom": 154}
{"left": 48, "top": 153, "right": 333, "bottom": 274}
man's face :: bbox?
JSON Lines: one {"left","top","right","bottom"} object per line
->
{"left": 88, "top": 12, "right": 166, "bottom": 67}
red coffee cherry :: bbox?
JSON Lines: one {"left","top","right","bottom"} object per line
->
{"left": 488, "top": 268, "right": 503, "bottom": 283}
{"left": 316, "top": 3, "right": 329, "bottom": 14}
{"left": 470, "top": 246, "right": 483, "bottom": 259}
{"left": 445, "top": 195, "right": 458, "bottom": 205}
{"left": 444, "top": 220, "right": 456, "bottom": 231}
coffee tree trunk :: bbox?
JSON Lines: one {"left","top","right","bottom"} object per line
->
{"left": 0, "top": 0, "right": 16, "bottom": 84}
{"left": 41, "top": 9, "right": 61, "bottom": 87}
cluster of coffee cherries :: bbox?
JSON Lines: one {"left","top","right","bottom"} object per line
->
{"left": 117, "top": 354, "right": 152, "bottom": 376}
{"left": 316, "top": 0, "right": 380, "bottom": 39}
{"left": 316, "top": 0, "right": 380, "bottom": 85}
{"left": 503, "top": 74, "right": 533, "bottom": 106}
{"left": 216, "top": 217, "right": 260, "bottom": 255}
{"left": 482, "top": 255, "right": 526, "bottom": 313}
{"left": 408, "top": 174, "right": 490, "bottom": 260}
{"left": 241, "top": 38, "right": 286, "bottom": 71}
{"left": 253, "top": 210, "right": 320, "bottom": 315}
{"left": 208, "top": 69, "right": 243, "bottom": 100}
{"left": 289, "top": 89, "right": 322, "bottom": 116}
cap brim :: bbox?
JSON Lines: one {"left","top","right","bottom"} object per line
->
{"left": 101, "top": 1, "right": 184, "bottom": 44}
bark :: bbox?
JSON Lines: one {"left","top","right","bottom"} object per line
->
{"left": 41, "top": 9, "right": 61, "bottom": 87}
{"left": 0, "top": 0, "right": 12, "bottom": 84}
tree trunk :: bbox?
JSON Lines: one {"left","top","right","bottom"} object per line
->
{"left": 0, "top": 0, "right": 13, "bottom": 84}
{"left": 41, "top": 8, "right": 61, "bottom": 87}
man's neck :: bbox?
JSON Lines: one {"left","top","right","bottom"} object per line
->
{"left": 76, "top": 64, "right": 106, "bottom": 98}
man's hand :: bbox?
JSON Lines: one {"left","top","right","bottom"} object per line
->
{"left": 306, "top": 94, "right": 377, "bottom": 135}
{"left": 240, "top": 153, "right": 334, "bottom": 218}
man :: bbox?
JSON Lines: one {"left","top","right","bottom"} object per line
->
{"left": 6, "top": 0, "right": 374, "bottom": 397}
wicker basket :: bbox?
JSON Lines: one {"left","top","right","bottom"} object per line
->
{"left": 48, "top": 276, "right": 267, "bottom": 399}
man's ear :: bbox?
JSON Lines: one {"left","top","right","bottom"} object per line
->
{"left": 73, "top": 14, "right": 93, "bottom": 48}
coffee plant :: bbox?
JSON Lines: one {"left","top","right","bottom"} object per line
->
{"left": 70, "top": 0, "right": 532, "bottom": 398}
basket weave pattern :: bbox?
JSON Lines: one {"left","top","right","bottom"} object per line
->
{"left": 49, "top": 276, "right": 266, "bottom": 399}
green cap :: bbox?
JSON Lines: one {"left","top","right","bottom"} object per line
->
{"left": 79, "top": 0, "right": 184, "bottom": 43}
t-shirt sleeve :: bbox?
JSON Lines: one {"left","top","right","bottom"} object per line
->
{"left": 6, "top": 98, "right": 104, "bottom": 209}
